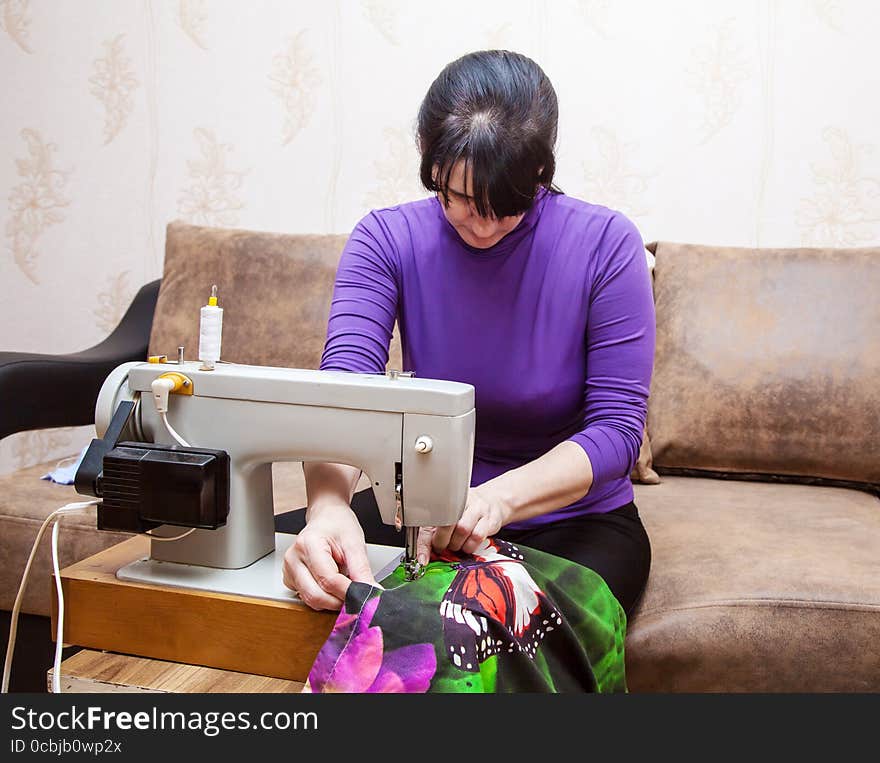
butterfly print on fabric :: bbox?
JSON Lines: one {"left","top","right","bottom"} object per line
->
{"left": 438, "top": 538, "right": 564, "bottom": 672}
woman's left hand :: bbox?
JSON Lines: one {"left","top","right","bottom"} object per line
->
{"left": 416, "top": 484, "right": 513, "bottom": 564}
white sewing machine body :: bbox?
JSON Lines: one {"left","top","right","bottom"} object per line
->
{"left": 93, "top": 360, "right": 475, "bottom": 576}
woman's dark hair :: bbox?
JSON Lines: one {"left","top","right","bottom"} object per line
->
{"left": 417, "top": 50, "right": 560, "bottom": 219}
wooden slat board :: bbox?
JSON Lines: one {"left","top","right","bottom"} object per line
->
{"left": 48, "top": 650, "right": 305, "bottom": 693}
{"left": 52, "top": 537, "right": 336, "bottom": 682}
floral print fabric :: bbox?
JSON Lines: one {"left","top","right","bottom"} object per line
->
{"left": 304, "top": 538, "right": 627, "bottom": 693}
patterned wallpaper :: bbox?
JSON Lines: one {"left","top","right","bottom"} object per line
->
{"left": 1, "top": 0, "right": 878, "bottom": 475}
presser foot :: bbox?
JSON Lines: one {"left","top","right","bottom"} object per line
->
{"left": 403, "top": 556, "right": 425, "bottom": 581}
{"left": 403, "top": 526, "right": 425, "bottom": 581}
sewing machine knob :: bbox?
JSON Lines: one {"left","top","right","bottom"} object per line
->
{"left": 414, "top": 435, "right": 434, "bottom": 454}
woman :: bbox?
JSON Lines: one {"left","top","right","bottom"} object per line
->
{"left": 279, "top": 50, "right": 655, "bottom": 623}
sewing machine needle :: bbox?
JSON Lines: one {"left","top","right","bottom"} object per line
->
{"left": 403, "top": 526, "right": 424, "bottom": 581}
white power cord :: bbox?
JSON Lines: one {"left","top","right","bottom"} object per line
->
{"left": 159, "top": 410, "right": 189, "bottom": 447}
{"left": 50, "top": 520, "right": 65, "bottom": 694}
{"left": 2, "top": 498, "right": 199, "bottom": 695}
{"left": 143, "top": 527, "right": 197, "bottom": 542}
{"left": 2, "top": 500, "right": 98, "bottom": 694}
{"left": 152, "top": 377, "right": 190, "bottom": 448}
{"left": 3, "top": 380, "right": 202, "bottom": 693}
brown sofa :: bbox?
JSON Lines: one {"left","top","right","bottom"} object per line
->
{"left": 2, "top": 221, "right": 878, "bottom": 692}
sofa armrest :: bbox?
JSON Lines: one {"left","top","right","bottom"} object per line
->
{"left": 0, "top": 279, "right": 160, "bottom": 440}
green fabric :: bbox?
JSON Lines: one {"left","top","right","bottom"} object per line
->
{"left": 305, "top": 538, "right": 627, "bottom": 693}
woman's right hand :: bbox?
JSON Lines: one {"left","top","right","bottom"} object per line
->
{"left": 282, "top": 500, "right": 378, "bottom": 611}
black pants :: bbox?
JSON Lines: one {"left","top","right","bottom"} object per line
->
{"left": 275, "top": 489, "right": 652, "bottom": 617}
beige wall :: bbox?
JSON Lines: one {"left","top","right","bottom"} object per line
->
{"left": 1, "top": 0, "right": 878, "bottom": 475}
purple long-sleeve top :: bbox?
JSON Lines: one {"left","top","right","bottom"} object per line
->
{"left": 320, "top": 188, "right": 656, "bottom": 529}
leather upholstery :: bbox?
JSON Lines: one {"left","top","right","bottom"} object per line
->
{"left": 627, "top": 476, "right": 880, "bottom": 692}
{"left": 645, "top": 241, "right": 880, "bottom": 492}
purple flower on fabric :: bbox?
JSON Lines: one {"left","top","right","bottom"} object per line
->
{"left": 307, "top": 593, "right": 437, "bottom": 693}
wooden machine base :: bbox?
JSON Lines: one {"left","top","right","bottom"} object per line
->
{"left": 51, "top": 538, "right": 336, "bottom": 683}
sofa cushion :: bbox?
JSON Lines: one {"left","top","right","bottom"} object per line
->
{"left": 646, "top": 241, "right": 880, "bottom": 492}
{"left": 626, "top": 476, "right": 880, "bottom": 691}
{"left": 148, "top": 221, "right": 403, "bottom": 370}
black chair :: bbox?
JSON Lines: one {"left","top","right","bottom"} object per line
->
{"left": 0, "top": 279, "right": 161, "bottom": 441}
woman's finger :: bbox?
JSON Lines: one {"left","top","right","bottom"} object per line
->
{"left": 292, "top": 537, "right": 353, "bottom": 607}
{"left": 302, "top": 542, "right": 356, "bottom": 600}
{"left": 295, "top": 575, "right": 345, "bottom": 611}
{"left": 416, "top": 527, "right": 435, "bottom": 566}
{"left": 335, "top": 538, "right": 378, "bottom": 586}
{"left": 447, "top": 512, "right": 478, "bottom": 552}
{"left": 282, "top": 542, "right": 306, "bottom": 593}
{"left": 283, "top": 541, "right": 345, "bottom": 610}
{"left": 431, "top": 523, "right": 455, "bottom": 552}
{"left": 460, "top": 516, "right": 494, "bottom": 555}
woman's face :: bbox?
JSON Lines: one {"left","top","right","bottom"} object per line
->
{"left": 436, "top": 161, "right": 525, "bottom": 249}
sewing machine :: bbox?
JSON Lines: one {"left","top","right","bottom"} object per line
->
{"left": 73, "top": 359, "right": 475, "bottom": 603}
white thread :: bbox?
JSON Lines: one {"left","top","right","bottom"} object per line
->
{"left": 198, "top": 306, "right": 222, "bottom": 366}
{"left": 198, "top": 298, "right": 223, "bottom": 370}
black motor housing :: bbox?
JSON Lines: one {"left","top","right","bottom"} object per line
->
{"left": 74, "top": 400, "right": 230, "bottom": 534}
{"left": 98, "top": 442, "right": 230, "bottom": 533}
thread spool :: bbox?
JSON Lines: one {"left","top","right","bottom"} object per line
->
{"left": 198, "top": 285, "right": 223, "bottom": 371}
